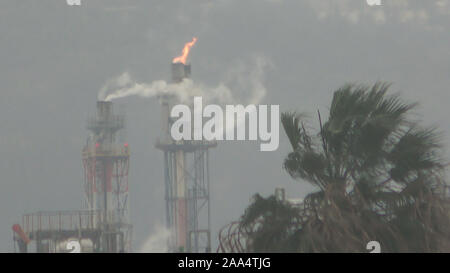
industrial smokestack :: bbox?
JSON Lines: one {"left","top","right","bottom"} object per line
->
{"left": 159, "top": 62, "right": 192, "bottom": 141}
{"left": 157, "top": 39, "right": 214, "bottom": 252}
{"left": 84, "top": 100, "right": 131, "bottom": 252}
{"left": 97, "top": 101, "right": 113, "bottom": 121}
{"left": 171, "top": 62, "right": 191, "bottom": 83}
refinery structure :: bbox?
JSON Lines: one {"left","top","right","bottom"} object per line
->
{"left": 156, "top": 61, "right": 216, "bottom": 253}
{"left": 12, "top": 101, "right": 132, "bottom": 253}
{"left": 11, "top": 38, "right": 215, "bottom": 253}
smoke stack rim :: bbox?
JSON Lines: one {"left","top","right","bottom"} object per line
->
{"left": 171, "top": 62, "right": 191, "bottom": 83}
{"left": 96, "top": 100, "right": 113, "bottom": 120}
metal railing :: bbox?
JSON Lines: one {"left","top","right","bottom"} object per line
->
{"left": 22, "top": 210, "right": 104, "bottom": 234}
{"left": 82, "top": 144, "right": 130, "bottom": 158}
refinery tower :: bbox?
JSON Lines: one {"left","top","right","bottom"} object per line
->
{"left": 12, "top": 101, "right": 132, "bottom": 253}
{"left": 156, "top": 61, "right": 216, "bottom": 253}
{"left": 82, "top": 101, "right": 132, "bottom": 252}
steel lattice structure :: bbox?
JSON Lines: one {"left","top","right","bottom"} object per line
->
{"left": 82, "top": 101, "right": 132, "bottom": 252}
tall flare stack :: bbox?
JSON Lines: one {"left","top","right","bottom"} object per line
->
{"left": 156, "top": 40, "right": 216, "bottom": 252}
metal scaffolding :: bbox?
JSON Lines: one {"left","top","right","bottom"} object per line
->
{"left": 82, "top": 101, "right": 132, "bottom": 252}
{"left": 156, "top": 140, "right": 216, "bottom": 252}
{"left": 12, "top": 101, "right": 132, "bottom": 253}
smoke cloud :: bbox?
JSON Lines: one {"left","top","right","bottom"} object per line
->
{"left": 98, "top": 56, "right": 272, "bottom": 147}
{"left": 98, "top": 56, "right": 270, "bottom": 106}
{"left": 139, "top": 224, "right": 171, "bottom": 253}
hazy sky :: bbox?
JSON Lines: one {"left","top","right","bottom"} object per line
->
{"left": 0, "top": 0, "right": 449, "bottom": 252}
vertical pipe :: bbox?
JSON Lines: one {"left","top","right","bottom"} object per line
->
{"left": 175, "top": 150, "right": 187, "bottom": 251}
{"left": 206, "top": 150, "right": 211, "bottom": 253}
{"left": 164, "top": 152, "right": 170, "bottom": 229}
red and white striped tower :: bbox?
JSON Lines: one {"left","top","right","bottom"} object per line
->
{"left": 156, "top": 62, "right": 215, "bottom": 252}
{"left": 83, "top": 101, "right": 132, "bottom": 252}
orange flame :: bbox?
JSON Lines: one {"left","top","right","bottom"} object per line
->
{"left": 172, "top": 37, "right": 197, "bottom": 64}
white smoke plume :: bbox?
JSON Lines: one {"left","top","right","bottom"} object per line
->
{"left": 139, "top": 224, "right": 171, "bottom": 253}
{"left": 98, "top": 56, "right": 270, "bottom": 106}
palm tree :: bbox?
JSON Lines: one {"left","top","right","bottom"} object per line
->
{"left": 219, "top": 82, "right": 450, "bottom": 252}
